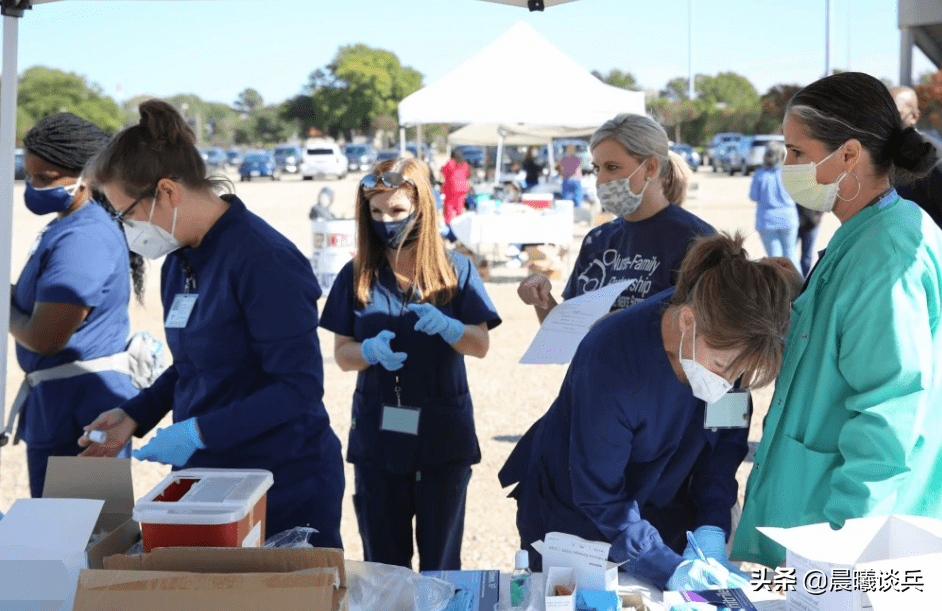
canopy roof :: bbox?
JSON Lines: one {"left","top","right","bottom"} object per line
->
{"left": 397, "top": 21, "right": 645, "bottom": 128}
{"left": 447, "top": 122, "right": 595, "bottom": 145}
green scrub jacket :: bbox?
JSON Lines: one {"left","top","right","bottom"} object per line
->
{"left": 734, "top": 193, "right": 942, "bottom": 567}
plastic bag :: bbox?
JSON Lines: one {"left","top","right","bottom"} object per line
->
{"left": 264, "top": 526, "right": 318, "bottom": 549}
{"left": 346, "top": 560, "right": 455, "bottom": 611}
{"left": 125, "top": 331, "right": 166, "bottom": 389}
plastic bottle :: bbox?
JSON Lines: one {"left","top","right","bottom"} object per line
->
{"left": 510, "top": 549, "right": 532, "bottom": 609}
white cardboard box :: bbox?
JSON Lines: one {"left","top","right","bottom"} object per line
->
{"left": 759, "top": 514, "right": 942, "bottom": 610}
{"left": 544, "top": 566, "right": 577, "bottom": 611}
{"left": 534, "top": 532, "right": 620, "bottom": 590}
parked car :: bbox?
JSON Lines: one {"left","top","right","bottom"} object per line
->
{"left": 14, "top": 148, "right": 25, "bottom": 180}
{"left": 343, "top": 143, "right": 378, "bottom": 172}
{"left": 454, "top": 145, "right": 487, "bottom": 168}
{"left": 376, "top": 148, "right": 400, "bottom": 162}
{"left": 273, "top": 144, "right": 304, "bottom": 174}
{"left": 238, "top": 150, "right": 280, "bottom": 181}
{"left": 225, "top": 148, "right": 243, "bottom": 168}
{"left": 406, "top": 143, "right": 434, "bottom": 165}
{"left": 705, "top": 132, "right": 744, "bottom": 172}
{"left": 669, "top": 143, "right": 701, "bottom": 172}
{"left": 301, "top": 139, "right": 347, "bottom": 180}
{"left": 203, "top": 147, "right": 228, "bottom": 173}
{"left": 724, "top": 134, "right": 785, "bottom": 176}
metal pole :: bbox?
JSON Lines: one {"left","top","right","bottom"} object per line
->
{"left": 688, "top": 0, "right": 695, "bottom": 99}
{"left": 824, "top": 0, "right": 830, "bottom": 77}
{"left": 0, "top": 13, "right": 20, "bottom": 453}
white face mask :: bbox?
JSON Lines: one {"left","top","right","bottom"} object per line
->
{"left": 780, "top": 147, "right": 845, "bottom": 213}
{"left": 679, "top": 320, "right": 733, "bottom": 404}
{"left": 597, "top": 161, "right": 650, "bottom": 217}
{"left": 123, "top": 194, "right": 181, "bottom": 259}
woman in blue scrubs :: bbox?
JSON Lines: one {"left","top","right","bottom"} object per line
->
{"left": 500, "top": 233, "right": 795, "bottom": 591}
{"left": 320, "top": 158, "right": 500, "bottom": 571}
{"left": 7, "top": 113, "right": 143, "bottom": 498}
{"left": 78, "top": 100, "right": 344, "bottom": 547}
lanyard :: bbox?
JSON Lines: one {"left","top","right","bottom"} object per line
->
{"left": 383, "top": 272, "right": 422, "bottom": 406}
{"left": 180, "top": 256, "right": 197, "bottom": 294}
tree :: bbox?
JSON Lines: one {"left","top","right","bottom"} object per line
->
{"left": 592, "top": 69, "right": 639, "bottom": 91}
{"left": 696, "top": 72, "right": 760, "bottom": 108}
{"left": 755, "top": 84, "right": 802, "bottom": 134}
{"left": 915, "top": 70, "right": 942, "bottom": 134}
{"left": 234, "top": 88, "right": 264, "bottom": 114}
{"left": 15, "top": 66, "right": 123, "bottom": 139}
{"left": 285, "top": 44, "right": 423, "bottom": 140}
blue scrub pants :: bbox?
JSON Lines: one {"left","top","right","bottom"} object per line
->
{"left": 353, "top": 463, "right": 472, "bottom": 571}
{"left": 561, "top": 178, "right": 583, "bottom": 207}
{"left": 27, "top": 440, "right": 131, "bottom": 498}
{"left": 797, "top": 225, "right": 821, "bottom": 277}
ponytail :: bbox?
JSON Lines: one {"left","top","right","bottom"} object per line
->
{"left": 662, "top": 150, "right": 691, "bottom": 205}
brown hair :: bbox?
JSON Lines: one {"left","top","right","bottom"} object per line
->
{"left": 86, "top": 99, "right": 228, "bottom": 199}
{"left": 353, "top": 157, "right": 458, "bottom": 307}
{"left": 670, "top": 231, "right": 792, "bottom": 388}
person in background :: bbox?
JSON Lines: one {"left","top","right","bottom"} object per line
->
{"left": 734, "top": 72, "right": 942, "bottom": 569}
{"left": 558, "top": 144, "right": 584, "bottom": 206}
{"left": 500, "top": 232, "right": 794, "bottom": 591}
{"left": 890, "top": 85, "right": 942, "bottom": 229}
{"left": 517, "top": 114, "right": 713, "bottom": 322}
{"left": 441, "top": 147, "right": 471, "bottom": 225}
{"left": 6, "top": 113, "right": 145, "bottom": 498}
{"left": 522, "top": 146, "right": 543, "bottom": 191}
{"left": 749, "top": 140, "right": 800, "bottom": 270}
{"left": 320, "top": 158, "right": 500, "bottom": 571}
{"left": 795, "top": 205, "right": 823, "bottom": 277}
{"left": 78, "top": 100, "right": 344, "bottom": 547}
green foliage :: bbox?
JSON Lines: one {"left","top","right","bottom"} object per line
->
{"left": 14, "top": 66, "right": 123, "bottom": 140}
{"left": 653, "top": 72, "right": 764, "bottom": 144}
{"left": 592, "top": 69, "right": 640, "bottom": 91}
{"left": 235, "top": 88, "right": 264, "bottom": 114}
{"left": 235, "top": 105, "right": 298, "bottom": 145}
{"left": 755, "top": 84, "right": 802, "bottom": 134}
{"left": 285, "top": 44, "right": 423, "bottom": 140}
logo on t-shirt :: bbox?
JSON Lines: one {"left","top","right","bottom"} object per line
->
{"left": 577, "top": 248, "right": 662, "bottom": 309}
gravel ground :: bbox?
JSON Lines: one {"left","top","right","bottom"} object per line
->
{"left": 0, "top": 166, "right": 840, "bottom": 574}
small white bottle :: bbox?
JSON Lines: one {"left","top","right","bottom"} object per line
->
{"left": 510, "top": 549, "right": 532, "bottom": 609}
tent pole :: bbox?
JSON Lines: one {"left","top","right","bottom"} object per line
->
{"left": 546, "top": 139, "right": 556, "bottom": 181}
{"left": 416, "top": 123, "right": 423, "bottom": 161}
{"left": 0, "top": 12, "right": 21, "bottom": 455}
{"left": 493, "top": 134, "right": 504, "bottom": 189}
{"left": 399, "top": 127, "right": 406, "bottom": 155}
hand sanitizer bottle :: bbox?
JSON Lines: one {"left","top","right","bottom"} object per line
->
{"left": 510, "top": 549, "right": 532, "bottom": 609}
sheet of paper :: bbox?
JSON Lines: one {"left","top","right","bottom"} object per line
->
{"left": 519, "top": 279, "right": 634, "bottom": 365}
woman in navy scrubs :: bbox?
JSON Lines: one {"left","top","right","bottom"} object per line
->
{"left": 7, "top": 113, "right": 144, "bottom": 498}
{"left": 320, "top": 157, "right": 500, "bottom": 571}
{"left": 78, "top": 100, "right": 344, "bottom": 547}
{"left": 500, "top": 233, "right": 795, "bottom": 591}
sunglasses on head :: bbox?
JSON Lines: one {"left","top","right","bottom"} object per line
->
{"left": 360, "top": 172, "right": 415, "bottom": 190}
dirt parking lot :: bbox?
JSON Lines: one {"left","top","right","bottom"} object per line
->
{"left": 0, "top": 166, "right": 840, "bottom": 573}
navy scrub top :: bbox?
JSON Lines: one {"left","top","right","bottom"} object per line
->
{"left": 320, "top": 251, "right": 501, "bottom": 474}
{"left": 121, "top": 195, "right": 337, "bottom": 487}
{"left": 499, "top": 288, "right": 747, "bottom": 586}
{"left": 13, "top": 201, "right": 137, "bottom": 447}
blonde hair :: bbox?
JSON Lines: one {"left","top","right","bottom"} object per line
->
{"left": 670, "top": 232, "right": 792, "bottom": 388}
{"left": 353, "top": 158, "right": 457, "bottom": 307}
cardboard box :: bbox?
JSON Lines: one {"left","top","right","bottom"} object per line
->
{"left": 759, "top": 514, "right": 942, "bottom": 610}
{"left": 0, "top": 457, "right": 141, "bottom": 610}
{"left": 544, "top": 566, "right": 577, "bottom": 611}
{"left": 535, "top": 532, "right": 621, "bottom": 591}
{"left": 74, "top": 547, "right": 347, "bottom": 611}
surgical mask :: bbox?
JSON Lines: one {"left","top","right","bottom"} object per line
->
{"left": 780, "top": 147, "right": 845, "bottom": 213}
{"left": 679, "top": 320, "right": 733, "bottom": 404}
{"left": 371, "top": 212, "right": 419, "bottom": 249}
{"left": 122, "top": 194, "right": 181, "bottom": 259}
{"left": 597, "top": 162, "right": 650, "bottom": 217}
{"left": 24, "top": 174, "right": 83, "bottom": 215}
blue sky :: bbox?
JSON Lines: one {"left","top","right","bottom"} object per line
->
{"left": 2, "top": 0, "right": 936, "bottom": 108}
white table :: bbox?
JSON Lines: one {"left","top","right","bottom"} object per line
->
{"left": 449, "top": 202, "right": 574, "bottom": 257}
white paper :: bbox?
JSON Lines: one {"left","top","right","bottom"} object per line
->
{"left": 536, "top": 532, "right": 619, "bottom": 591}
{"left": 519, "top": 280, "right": 634, "bottom": 365}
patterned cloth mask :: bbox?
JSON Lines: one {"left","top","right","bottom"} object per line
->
{"left": 597, "top": 162, "right": 650, "bottom": 217}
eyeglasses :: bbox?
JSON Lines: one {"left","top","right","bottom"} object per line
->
{"left": 360, "top": 172, "right": 415, "bottom": 191}
{"left": 113, "top": 196, "right": 145, "bottom": 226}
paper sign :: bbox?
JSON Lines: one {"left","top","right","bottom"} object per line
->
{"left": 535, "top": 532, "right": 622, "bottom": 591}
{"left": 519, "top": 280, "right": 634, "bottom": 365}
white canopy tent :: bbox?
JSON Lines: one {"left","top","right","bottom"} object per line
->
{"left": 447, "top": 122, "right": 595, "bottom": 146}
{"left": 397, "top": 21, "right": 645, "bottom": 182}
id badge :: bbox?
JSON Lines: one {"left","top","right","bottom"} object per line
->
{"left": 165, "top": 294, "right": 198, "bottom": 328}
{"left": 704, "top": 390, "right": 750, "bottom": 429}
{"left": 380, "top": 405, "right": 421, "bottom": 436}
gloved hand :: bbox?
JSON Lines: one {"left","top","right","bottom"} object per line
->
{"left": 670, "top": 604, "right": 716, "bottom": 611}
{"left": 361, "top": 330, "right": 407, "bottom": 371}
{"left": 684, "top": 526, "right": 751, "bottom": 587}
{"left": 406, "top": 303, "right": 465, "bottom": 344}
{"left": 666, "top": 558, "right": 730, "bottom": 592}
{"left": 133, "top": 418, "right": 205, "bottom": 467}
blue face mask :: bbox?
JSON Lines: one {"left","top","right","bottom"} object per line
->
{"left": 24, "top": 176, "right": 82, "bottom": 216}
{"left": 370, "top": 212, "right": 419, "bottom": 249}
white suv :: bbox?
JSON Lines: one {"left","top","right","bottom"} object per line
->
{"left": 301, "top": 139, "right": 347, "bottom": 180}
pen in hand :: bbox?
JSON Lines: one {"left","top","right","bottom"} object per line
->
{"left": 686, "top": 530, "right": 709, "bottom": 563}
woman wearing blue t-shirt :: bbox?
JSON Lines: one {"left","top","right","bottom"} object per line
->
{"left": 518, "top": 114, "right": 714, "bottom": 320}
{"left": 320, "top": 158, "right": 501, "bottom": 571}
{"left": 749, "top": 141, "right": 800, "bottom": 270}
{"left": 6, "top": 113, "right": 144, "bottom": 497}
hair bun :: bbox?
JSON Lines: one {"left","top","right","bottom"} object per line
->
{"left": 892, "top": 126, "right": 934, "bottom": 170}
{"left": 138, "top": 99, "right": 195, "bottom": 147}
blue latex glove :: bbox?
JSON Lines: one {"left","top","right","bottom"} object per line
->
{"left": 666, "top": 558, "right": 729, "bottom": 592}
{"left": 361, "top": 330, "right": 407, "bottom": 371}
{"left": 684, "top": 526, "right": 751, "bottom": 586}
{"left": 670, "top": 604, "right": 715, "bottom": 611}
{"left": 133, "top": 418, "right": 205, "bottom": 467}
{"left": 407, "top": 303, "right": 465, "bottom": 344}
